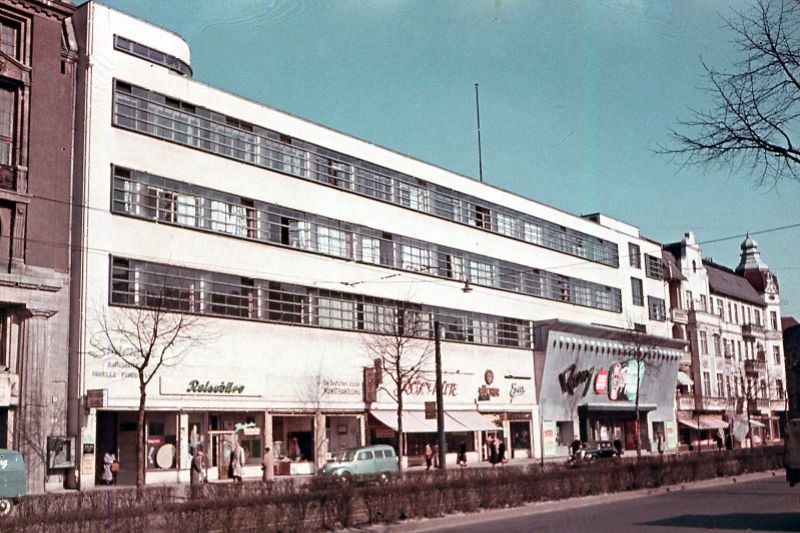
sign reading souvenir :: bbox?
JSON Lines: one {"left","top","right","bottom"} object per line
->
{"left": 405, "top": 379, "right": 459, "bottom": 397}
{"left": 594, "top": 369, "right": 609, "bottom": 394}
{"left": 478, "top": 369, "right": 500, "bottom": 401}
{"left": 558, "top": 364, "right": 595, "bottom": 397}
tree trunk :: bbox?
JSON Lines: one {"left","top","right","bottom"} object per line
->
{"left": 396, "top": 392, "right": 404, "bottom": 475}
{"left": 137, "top": 383, "right": 147, "bottom": 499}
{"left": 635, "top": 373, "right": 642, "bottom": 460}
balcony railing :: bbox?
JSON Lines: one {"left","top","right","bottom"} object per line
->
{"left": 677, "top": 394, "right": 695, "bottom": 411}
{"left": 748, "top": 398, "right": 770, "bottom": 413}
{"left": 698, "top": 396, "right": 732, "bottom": 411}
{"left": 741, "top": 323, "right": 765, "bottom": 338}
{"left": 744, "top": 359, "right": 766, "bottom": 375}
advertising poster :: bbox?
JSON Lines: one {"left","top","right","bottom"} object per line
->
{"left": 542, "top": 420, "right": 557, "bottom": 457}
{"left": 665, "top": 420, "right": 678, "bottom": 449}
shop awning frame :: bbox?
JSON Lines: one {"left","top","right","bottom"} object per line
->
{"left": 578, "top": 403, "right": 658, "bottom": 414}
{"left": 370, "top": 410, "right": 500, "bottom": 433}
{"left": 677, "top": 415, "right": 729, "bottom": 430}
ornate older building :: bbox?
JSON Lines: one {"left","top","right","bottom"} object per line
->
{"left": 0, "top": 0, "right": 77, "bottom": 492}
{"left": 665, "top": 232, "right": 786, "bottom": 449}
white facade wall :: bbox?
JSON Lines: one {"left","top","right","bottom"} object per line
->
{"left": 73, "top": 4, "right": 675, "bottom": 486}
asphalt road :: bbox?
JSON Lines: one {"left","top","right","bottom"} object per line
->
{"left": 430, "top": 476, "right": 800, "bottom": 533}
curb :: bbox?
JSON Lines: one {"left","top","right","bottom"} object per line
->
{"left": 354, "top": 470, "right": 781, "bottom": 533}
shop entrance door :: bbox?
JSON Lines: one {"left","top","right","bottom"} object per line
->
{"left": 208, "top": 430, "right": 236, "bottom": 480}
{"left": 624, "top": 420, "right": 638, "bottom": 450}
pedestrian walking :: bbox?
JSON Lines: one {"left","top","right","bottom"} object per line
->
{"left": 432, "top": 443, "right": 439, "bottom": 468}
{"left": 424, "top": 443, "right": 433, "bottom": 471}
{"left": 262, "top": 446, "right": 275, "bottom": 483}
{"left": 190, "top": 444, "right": 205, "bottom": 495}
{"left": 102, "top": 451, "right": 116, "bottom": 485}
{"left": 229, "top": 439, "right": 245, "bottom": 483}
{"left": 498, "top": 439, "right": 507, "bottom": 464}
{"left": 489, "top": 437, "right": 499, "bottom": 466}
{"left": 457, "top": 442, "right": 467, "bottom": 467}
{"left": 657, "top": 433, "right": 664, "bottom": 457}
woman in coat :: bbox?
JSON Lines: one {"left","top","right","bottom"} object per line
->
{"left": 190, "top": 445, "right": 205, "bottom": 487}
{"left": 230, "top": 440, "right": 245, "bottom": 483}
{"left": 261, "top": 446, "right": 275, "bottom": 483}
{"left": 102, "top": 452, "right": 115, "bottom": 485}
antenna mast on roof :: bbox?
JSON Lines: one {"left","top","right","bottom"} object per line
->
{"left": 475, "top": 83, "right": 484, "bottom": 183}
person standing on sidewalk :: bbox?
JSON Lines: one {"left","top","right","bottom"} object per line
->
{"left": 498, "top": 439, "right": 507, "bottom": 465}
{"left": 230, "top": 439, "right": 245, "bottom": 483}
{"left": 424, "top": 443, "right": 433, "bottom": 471}
{"left": 190, "top": 444, "right": 205, "bottom": 495}
{"left": 457, "top": 442, "right": 467, "bottom": 467}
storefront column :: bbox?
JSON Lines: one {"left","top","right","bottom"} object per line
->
{"left": 358, "top": 414, "right": 366, "bottom": 446}
{"left": 263, "top": 412, "right": 273, "bottom": 453}
{"left": 178, "top": 413, "right": 189, "bottom": 477}
{"left": 18, "top": 309, "right": 56, "bottom": 494}
{"left": 314, "top": 412, "right": 326, "bottom": 469}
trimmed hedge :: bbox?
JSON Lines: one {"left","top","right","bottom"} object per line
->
{"left": 4, "top": 446, "right": 783, "bottom": 532}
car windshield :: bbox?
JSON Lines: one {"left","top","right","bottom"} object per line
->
{"left": 331, "top": 448, "right": 357, "bottom": 462}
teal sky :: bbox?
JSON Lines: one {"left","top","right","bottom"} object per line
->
{"left": 88, "top": 0, "right": 799, "bottom": 317}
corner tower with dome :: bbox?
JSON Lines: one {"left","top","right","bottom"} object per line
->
{"left": 663, "top": 232, "right": 786, "bottom": 449}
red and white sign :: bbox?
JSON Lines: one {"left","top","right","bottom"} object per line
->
{"left": 594, "top": 369, "right": 609, "bottom": 394}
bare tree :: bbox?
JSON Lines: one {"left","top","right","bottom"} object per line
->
{"left": 89, "top": 300, "right": 214, "bottom": 496}
{"left": 621, "top": 327, "right": 657, "bottom": 460}
{"left": 663, "top": 0, "right": 800, "bottom": 186}
{"left": 364, "top": 306, "right": 433, "bottom": 473}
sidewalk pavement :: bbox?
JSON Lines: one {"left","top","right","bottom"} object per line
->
{"left": 354, "top": 469, "right": 783, "bottom": 533}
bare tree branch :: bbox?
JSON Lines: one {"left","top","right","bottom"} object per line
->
{"left": 661, "top": 0, "right": 800, "bottom": 186}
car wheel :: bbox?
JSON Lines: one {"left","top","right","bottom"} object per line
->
{"left": 0, "top": 498, "right": 13, "bottom": 517}
{"left": 339, "top": 472, "right": 353, "bottom": 484}
{"left": 378, "top": 471, "right": 392, "bottom": 484}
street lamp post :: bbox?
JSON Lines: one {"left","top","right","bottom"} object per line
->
{"left": 434, "top": 320, "right": 446, "bottom": 470}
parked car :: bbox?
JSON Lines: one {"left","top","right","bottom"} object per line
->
{"left": 0, "top": 450, "right": 26, "bottom": 516}
{"left": 319, "top": 445, "right": 399, "bottom": 482}
{"left": 583, "top": 440, "right": 621, "bottom": 459}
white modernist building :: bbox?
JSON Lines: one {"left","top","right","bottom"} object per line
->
{"left": 69, "top": 3, "right": 683, "bottom": 488}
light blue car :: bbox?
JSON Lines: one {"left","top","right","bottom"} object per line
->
{"left": 320, "top": 444, "right": 399, "bottom": 482}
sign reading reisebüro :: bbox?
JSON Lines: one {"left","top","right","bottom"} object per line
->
{"left": 185, "top": 380, "right": 246, "bottom": 394}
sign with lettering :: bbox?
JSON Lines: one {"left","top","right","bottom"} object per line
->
{"left": 425, "top": 401, "right": 436, "bottom": 420}
{"left": 558, "top": 364, "right": 595, "bottom": 397}
{"left": 558, "top": 360, "right": 646, "bottom": 402}
{"left": 404, "top": 379, "right": 458, "bottom": 397}
{"left": 186, "top": 380, "right": 245, "bottom": 394}
{"left": 160, "top": 376, "right": 261, "bottom": 397}
{"left": 594, "top": 369, "right": 608, "bottom": 394}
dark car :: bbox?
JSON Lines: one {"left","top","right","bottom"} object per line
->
{"left": 584, "top": 440, "right": 620, "bottom": 459}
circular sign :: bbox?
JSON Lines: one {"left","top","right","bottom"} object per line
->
{"left": 484, "top": 369, "right": 494, "bottom": 385}
{"left": 156, "top": 444, "right": 175, "bottom": 469}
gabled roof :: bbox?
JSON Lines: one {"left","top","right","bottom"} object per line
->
{"left": 661, "top": 250, "right": 686, "bottom": 281}
{"left": 782, "top": 316, "right": 800, "bottom": 331}
{"left": 704, "top": 261, "right": 762, "bottom": 305}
